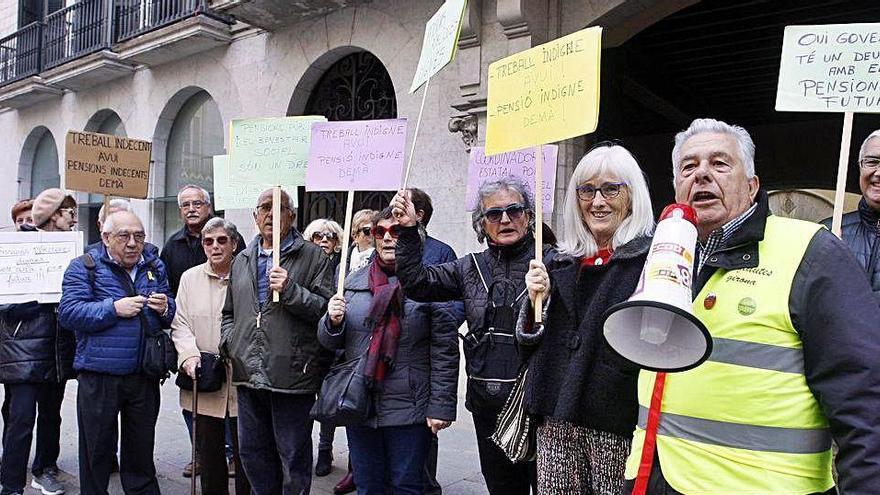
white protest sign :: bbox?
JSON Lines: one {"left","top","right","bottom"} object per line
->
{"left": 409, "top": 0, "right": 467, "bottom": 93}
{"left": 777, "top": 23, "right": 880, "bottom": 112}
{"left": 0, "top": 231, "right": 83, "bottom": 304}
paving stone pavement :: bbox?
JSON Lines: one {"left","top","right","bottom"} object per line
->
{"left": 2, "top": 356, "right": 489, "bottom": 494}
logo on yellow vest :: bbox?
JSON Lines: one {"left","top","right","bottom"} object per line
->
{"left": 737, "top": 297, "right": 757, "bottom": 316}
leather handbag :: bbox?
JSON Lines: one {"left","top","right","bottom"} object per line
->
{"left": 490, "top": 367, "right": 536, "bottom": 463}
{"left": 310, "top": 352, "right": 373, "bottom": 427}
{"left": 141, "top": 325, "right": 178, "bottom": 381}
{"left": 176, "top": 352, "right": 226, "bottom": 393}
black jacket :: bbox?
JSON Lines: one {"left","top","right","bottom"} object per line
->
{"left": 690, "top": 190, "right": 880, "bottom": 494}
{"left": 396, "top": 224, "right": 542, "bottom": 412}
{"left": 0, "top": 302, "right": 75, "bottom": 384}
{"left": 516, "top": 236, "right": 650, "bottom": 437}
{"left": 821, "top": 199, "right": 880, "bottom": 304}
{"left": 160, "top": 225, "right": 246, "bottom": 296}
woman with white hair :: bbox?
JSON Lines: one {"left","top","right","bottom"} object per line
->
{"left": 516, "top": 143, "right": 655, "bottom": 494}
{"left": 304, "top": 218, "right": 344, "bottom": 268}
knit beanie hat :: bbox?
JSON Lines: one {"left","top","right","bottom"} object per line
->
{"left": 31, "top": 188, "right": 73, "bottom": 227}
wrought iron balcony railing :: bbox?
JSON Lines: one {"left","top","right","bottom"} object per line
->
{"left": 43, "top": 0, "right": 112, "bottom": 70}
{"left": 0, "top": 22, "right": 43, "bottom": 85}
{"left": 115, "top": 0, "right": 207, "bottom": 42}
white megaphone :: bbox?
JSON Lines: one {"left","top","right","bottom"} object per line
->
{"left": 603, "top": 204, "right": 711, "bottom": 372}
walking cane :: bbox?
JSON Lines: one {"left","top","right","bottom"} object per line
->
{"left": 191, "top": 373, "right": 199, "bottom": 495}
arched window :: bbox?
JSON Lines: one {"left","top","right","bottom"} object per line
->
{"left": 30, "top": 131, "right": 59, "bottom": 197}
{"left": 163, "top": 91, "right": 224, "bottom": 235}
{"left": 299, "top": 50, "right": 397, "bottom": 229}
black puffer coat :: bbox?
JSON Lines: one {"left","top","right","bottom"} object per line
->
{"left": 516, "top": 236, "right": 650, "bottom": 437}
{"left": 396, "top": 225, "right": 544, "bottom": 413}
{"left": 823, "top": 199, "right": 880, "bottom": 304}
{"left": 0, "top": 302, "right": 75, "bottom": 384}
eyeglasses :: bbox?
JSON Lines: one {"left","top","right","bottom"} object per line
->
{"left": 860, "top": 157, "right": 880, "bottom": 171}
{"left": 372, "top": 225, "right": 402, "bottom": 239}
{"left": 576, "top": 182, "right": 627, "bottom": 201}
{"left": 254, "top": 202, "right": 291, "bottom": 216}
{"left": 311, "top": 232, "right": 338, "bottom": 242}
{"left": 114, "top": 231, "right": 146, "bottom": 244}
{"left": 482, "top": 204, "right": 527, "bottom": 224}
{"left": 58, "top": 207, "right": 78, "bottom": 218}
{"left": 359, "top": 226, "right": 372, "bottom": 236}
{"left": 179, "top": 200, "right": 207, "bottom": 210}
{"left": 202, "top": 236, "right": 229, "bottom": 246}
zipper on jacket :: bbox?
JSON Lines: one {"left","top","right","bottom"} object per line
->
{"left": 256, "top": 311, "right": 262, "bottom": 329}
{"left": 12, "top": 320, "right": 22, "bottom": 338}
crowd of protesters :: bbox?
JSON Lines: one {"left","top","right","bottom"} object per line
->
{"left": 1, "top": 117, "right": 880, "bottom": 495}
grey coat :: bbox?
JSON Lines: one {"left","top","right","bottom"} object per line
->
{"left": 220, "top": 233, "right": 335, "bottom": 394}
{"left": 318, "top": 264, "right": 459, "bottom": 428}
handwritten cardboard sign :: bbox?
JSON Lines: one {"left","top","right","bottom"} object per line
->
{"left": 212, "top": 155, "right": 269, "bottom": 210}
{"left": 410, "top": 0, "right": 467, "bottom": 93}
{"left": 777, "top": 23, "right": 880, "bottom": 112}
{"left": 228, "top": 116, "right": 327, "bottom": 192}
{"left": 485, "top": 26, "right": 602, "bottom": 155}
{"left": 65, "top": 131, "right": 152, "bottom": 198}
{"left": 0, "top": 231, "right": 83, "bottom": 304}
{"left": 466, "top": 145, "right": 558, "bottom": 213}
{"left": 306, "top": 119, "right": 408, "bottom": 191}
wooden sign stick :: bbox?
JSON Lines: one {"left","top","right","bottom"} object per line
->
{"left": 402, "top": 77, "right": 431, "bottom": 189}
{"left": 272, "top": 185, "right": 281, "bottom": 302}
{"left": 336, "top": 190, "right": 356, "bottom": 298}
{"left": 534, "top": 146, "right": 544, "bottom": 323}
{"left": 831, "top": 112, "right": 854, "bottom": 238}
{"left": 103, "top": 195, "right": 110, "bottom": 214}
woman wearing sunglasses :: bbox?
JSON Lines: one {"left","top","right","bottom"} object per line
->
{"left": 171, "top": 217, "right": 251, "bottom": 495}
{"left": 318, "top": 207, "right": 459, "bottom": 495}
{"left": 304, "top": 219, "right": 345, "bottom": 269}
{"left": 348, "top": 209, "right": 377, "bottom": 274}
{"left": 518, "top": 144, "right": 655, "bottom": 494}
{"left": 391, "top": 177, "right": 549, "bottom": 495}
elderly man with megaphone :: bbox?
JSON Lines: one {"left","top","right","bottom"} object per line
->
{"left": 614, "top": 118, "right": 880, "bottom": 495}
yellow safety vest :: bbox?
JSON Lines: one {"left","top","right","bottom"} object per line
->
{"left": 625, "top": 216, "right": 834, "bottom": 495}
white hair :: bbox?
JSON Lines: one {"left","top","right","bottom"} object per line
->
{"left": 98, "top": 198, "right": 131, "bottom": 222}
{"left": 202, "top": 217, "right": 239, "bottom": 241}
{"left": 859, "top": 130, "right": 880, "bottom": 161}
{"left": 559, "top": 145, "right": 655, "bottom": 258}
{"left": 303, "top": 218, "right": 344, "bottom": 252}
{"left": 671, "top": 118, "right": 756, "bottom": 181}
{"left": 177, "top": 184, "right": 212, "bottom": 207}
{"left": 102, "top": 211, "right": 143, "bottom": 233}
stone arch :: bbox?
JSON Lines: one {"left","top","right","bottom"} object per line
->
{"left": 17, "top": 126, "right": 58, "bottom": 199}
{"left": 287, "top": 46, "right": 365, "bottom": 117}
{"left": 84, "top": 108, "right": 127, "bottom": 136}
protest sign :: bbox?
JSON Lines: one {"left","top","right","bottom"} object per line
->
{"left": 485, "top": 26, "right": 602, "bottom": 156}
{"left": 65, "top": 131, "right": 152, "bottom": 198}
{"left": 0, "top": 231, "right": 83, "bottom": 304}
{"left": 306, "top": 119, "right": 408, "bottom": 191}
{"left": 410, "top": 0, "right": 467, "bottom": 93}
{"left": 212, "top": 155, "right": 265, "bottom": 210}
{"left": 466, "top": 145, "right": 558, "bottom": 212}
{"left": 776, "top": 23, "right": 880, "bottom": 112}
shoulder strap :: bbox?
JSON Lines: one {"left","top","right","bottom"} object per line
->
{"left": 79, "top": 253, "right": 96, "bottom": 290}
{"left": 470, "top": 252, "right": 494, "bottom": 293}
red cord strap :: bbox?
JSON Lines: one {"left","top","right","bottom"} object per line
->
{"left": 633, "top": 372, "right": 667, "bottom": 495}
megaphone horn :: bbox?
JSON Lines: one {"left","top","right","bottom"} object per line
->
{"left": 602, "top": 204, "right": 712, "bottom": 372}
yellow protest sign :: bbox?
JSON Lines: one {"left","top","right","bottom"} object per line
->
{"left": 485, "top": 27, "right": 602, "bottom": 155}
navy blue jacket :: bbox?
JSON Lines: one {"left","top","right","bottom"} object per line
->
{"left": 59, "top": 245, "right": 176, "bottom": 375}
{"left": 822, "top": 199, "right": 880, "bottom": 304}
{"left": 423, "top": 235, "right": 466, "bottom": 326}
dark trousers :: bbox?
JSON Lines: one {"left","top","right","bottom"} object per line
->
{"left": 197, "top": 415, "right": 250, "bottom": 495}
{"left": 347, "top": 423, "right": 430, "bottom": 495}
{"left": 622, "top": 457, "right": 838, "bottom": 494}
{"left": 0, "top": 382, "right": 66, "bottom": 493}
{"left": 423, "top": 432, "right": 442, "bottom": 495}
{"left": 184, "top": 409, "right": 234, "bottom": 460}
{"left": 76, "top": 371, "right": 160, "bottom": 495}
{"left": 236, "top": 386, "right": 315, "bottom": 495}
{"left": 318, "top": 421, "right": 335, "bottom": 452}
{"left": 472, "top": 409, "right": 536, "bottom": 495}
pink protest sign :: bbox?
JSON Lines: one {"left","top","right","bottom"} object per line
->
{"left": 306, "top": 119, "right": 408, "bottom": 191}
{"left": 466, "top": 145, "right": 558, "bottom": 212}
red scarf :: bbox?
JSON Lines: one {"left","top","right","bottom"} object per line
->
{"left": 364, "top": 257, "right": 403, "bottom": 386}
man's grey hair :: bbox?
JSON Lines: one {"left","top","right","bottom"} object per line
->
{"left": 257, "top": 188, "right": 296, "bottom": 211}
{"left": 202, "top": 217, "right": 239, "bottom": 243}
{"left": 102, "top": 211, "right": 142, "bottom": 233}
{"left": 470, "top": 177, "right": 534, "bottom": 244}
{"left": 98, "top": 198, "right": 131, "bottom": 222}
{"left": 859, "top": 130, "right": 880, "bottom": 162}
{"left": 671, "top": 118, "right": 756, "bottom": 181}
{"left": 177, "top": 184, "right": 212, "bottom": 208}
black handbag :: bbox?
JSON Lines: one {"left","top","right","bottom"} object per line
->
{"left": 176, "top": 352, "right": 226, "bottom": 393}
{"left": 310, "top": 352, "right": 373, "bottom": 427}
{"left": 141, "top": 323, "right": 178, "bottom": 380}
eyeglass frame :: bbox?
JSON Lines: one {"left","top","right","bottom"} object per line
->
{"left": 179, "top": 200, "right": 208, "bottom": 210}
{"left": 311, "top": 232, "right": 338, "bottom": 241}
{"left": 372, "top": 224, "right": 403, "bottom": 239}
{"left": 58, "top": 207, "right": 78, "bottom": 218}
{"left": 202, "top": 235, "right": 230, "bottom": 246}
{"left": 482, "top": 203, "right": 528, "bottom": 224}
{"left": 575, "top": 182, "right": 628, "bottom": 201}
{"left": 357, "top": 226, "right": 373, "bottom": 237}
{"left": 254, "top": 202, "right": 292, "bottom": 216}
{"left": 859, "top": 157, "right": 880, "bottom": 171}
{"left": 112, "top": 231, "right": 147, "bottom": 244}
